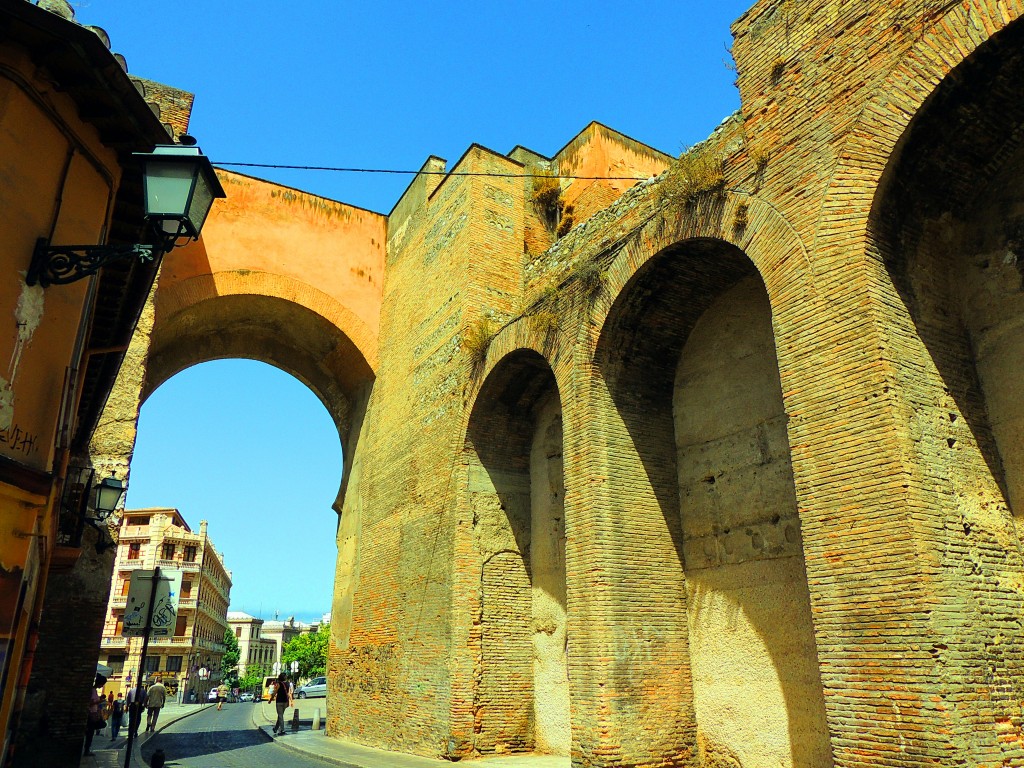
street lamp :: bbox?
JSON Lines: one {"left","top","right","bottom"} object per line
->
{"left": 26, "top": 141, "right": 225, "bottom": 287}
{"left": 93, "top": 476, "right": 125, "bottom": 521}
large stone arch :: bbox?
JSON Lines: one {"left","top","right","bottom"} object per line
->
{"left": 454, "top": 349, "right": 569, "bottom": 759}
{"left": 89, "top": 175, "right": 385, "bottom": 667}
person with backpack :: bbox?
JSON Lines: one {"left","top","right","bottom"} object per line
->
{"left": 271, "top": 672, "right": 293, "bottom": 736}
{"left": 109, "top": 692, "right": 125, "bottom": 740}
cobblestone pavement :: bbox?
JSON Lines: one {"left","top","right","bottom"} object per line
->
{"left": 139, "top": 703, "right": 325, "bottom": 767}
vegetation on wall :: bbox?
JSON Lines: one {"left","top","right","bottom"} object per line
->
{"left": 463, "top": 316, "right": 496, "bottom": 371}
{"left": 656, "top": 147, "right": 725, "bottom": 209}
{"left": 530, "top": 168, "right": 574, "bottom": 237}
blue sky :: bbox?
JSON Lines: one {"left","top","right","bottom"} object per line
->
{"left": 101, "top": 0, "right": 753, "bottom": 621}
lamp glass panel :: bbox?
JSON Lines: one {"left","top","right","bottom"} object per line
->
{"left": 94, "top": 478, "right": 124, "bottom": 517}
{"left": 186, "top": 171, "right": 216, "bottom": 234}
{"left": 144, "top": 159, "right": 197, "bottom": 218}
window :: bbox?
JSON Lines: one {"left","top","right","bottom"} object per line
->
{"left": 120, "top": 578, "right": 130, "bottom": 596}
{"left": 114, "top": 613, "right": 124, "bottom": 635}
{"left": 235, "top": 627, "right": 241, "bottom": 638}
{"left": 181, "top": 580, "right": 192, "bottom": 597}
{"left": 166, "top": 656, "right": 183, "bottom": 672}
{"left": 184, "top": 545, "right": 197, "bottom": 563}
{"left": 144, "top": 656, "right": 160, "bottom": 673}
{"left": 130, "top": 516, "right": 150, "bottom": 527}
{"left": 127, "top": 543, "right": 141, "bottom": 560}
{"left": 107, "top": 655, "right": 125, "bottom": 674}
{"left": 162, "top": 543, "right": 175, "bottom": 560}
{"left": 174, "top": 615, "right": 187, "bottom": 637}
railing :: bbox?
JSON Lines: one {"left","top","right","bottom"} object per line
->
{"left": 150, "top": 636, "right": 191, "bottom": 645}
{"left": 101, "top": 637, "right": 128, "bottom": 647}
{"left": 110, "top": 596, "right": 127, "bottom": 608}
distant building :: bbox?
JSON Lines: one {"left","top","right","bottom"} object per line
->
{"left": 226, "top": 612, "right": 275, "bottom": 678}
{"left": 98, "top": 510, "right": 232, "bottom": 700}
{"left": 254, "top": 615, "right": 321, "bottom": 671}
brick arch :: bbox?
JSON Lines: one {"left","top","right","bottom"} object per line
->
{"left": 469, "top": 320, "right": 573, "bottom": 415}
{"left": 153, "top": 269, "right": 378, "bottom": 378}
{"left": 589, "top": 192, "right": 810, "bottom": 348}
{"left": 814, "top": 1, "right": 1024, "bottom": 258}
{"left": 563, "top": 199, "right": 831, "bottom": 767}
{"left": 455, "top": 348, "right": 568, "bottom": 758}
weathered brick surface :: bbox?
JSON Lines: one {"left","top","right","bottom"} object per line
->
{"left": 86, "top": 2, "right": 1024, "bottom": 766}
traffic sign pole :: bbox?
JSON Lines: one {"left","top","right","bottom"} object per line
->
{"left": 124, "top": 566, "right": 161, "bottom": 768}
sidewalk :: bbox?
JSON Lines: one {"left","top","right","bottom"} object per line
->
{"left": 82, "top": 703, "right": 213, "bottom": 768}
{"left": 252, "top": 699, "right": 569, "bottom": 768}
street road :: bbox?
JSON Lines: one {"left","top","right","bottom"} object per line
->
{"left": 140, "top": 704, "right": 321, "bottom": 767}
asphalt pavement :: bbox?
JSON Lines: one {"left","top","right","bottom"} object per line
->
{"left": 140, "top": 702, "right": 320, "bottom": 767}
{"left": 84, "top": 697, "right": 569, "bottom": 768}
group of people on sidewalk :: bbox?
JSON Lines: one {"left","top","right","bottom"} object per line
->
{"left": 84, "top": 674, "right": 168, "bottom": 757}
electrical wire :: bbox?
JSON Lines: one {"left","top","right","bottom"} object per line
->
{"left": 212, "top": 161, "right": 654, "bottom": 181}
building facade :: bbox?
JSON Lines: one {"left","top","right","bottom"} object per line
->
{"left": 99, "top": 511, "right": 231, "bottom": 701}
{"left": 0, "top": 1, "right": 192, "bottom": 766}
{"left": 226, "top": 612, "right": 275, "bottom": 679}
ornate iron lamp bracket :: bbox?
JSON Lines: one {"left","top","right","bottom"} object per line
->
{"left": 26, "top": 237, "right": 156, "bottom": 287}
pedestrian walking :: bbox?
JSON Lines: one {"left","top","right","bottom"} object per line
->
{"left": 109, "top": 692, "right": 125, "bottom": 740}
{"left": 146, "top": 677, "right": 168, "bottom": 732}
{"left": 271, "top": 672, "right": 293, "bottom": 736}
{"left": 126, "top": 683, "right": 147, "bottom": 737}
{"left": 216, "top": 681, "right": 229, "bottom": 711}
{"left": 83, "top": 673, "right": 105, "bottom": 757}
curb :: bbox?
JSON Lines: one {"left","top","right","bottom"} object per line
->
{"left": 251, "top": 702, "right": 346, "bottom": 766}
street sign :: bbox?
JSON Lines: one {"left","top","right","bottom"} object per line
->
{"left": 290, "top": 661, "right": 299, "bottom": 674}
{"left": 122, "top": 569, "right": 182, "bottom": 637}
{"left": 272, "top": 661, "right": 281, "bottom": 675}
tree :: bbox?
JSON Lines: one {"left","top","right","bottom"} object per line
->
{"left": 222, "top": 628, "right": 240, "bottom": 686}
{"left": 281, "top": 623, "right": 330, "bottom": 680}
{"left": 238, "top": 662, "right": 270, "bottom": 694}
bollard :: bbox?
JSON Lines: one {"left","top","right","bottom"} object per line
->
{"left": 291, "top": 707, "right": 300, "bottom": 732}
{"left": 313, "top": 708, "right": 321, "bottom": 731}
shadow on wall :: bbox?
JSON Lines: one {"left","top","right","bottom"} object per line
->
{"left": 874, "top": 18, "right": 1024, "bottom": 517}
{"left": 594, "top": 242, "right": 832, "bottom": 767}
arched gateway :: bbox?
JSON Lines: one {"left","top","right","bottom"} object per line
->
{"left": 37, "top": 3, "right": 1024, "bottom": 767}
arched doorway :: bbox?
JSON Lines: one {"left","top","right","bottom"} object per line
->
{"left": 462, "top": 350, "right": 569, "bottom": 756}
{"left": 592, "top": 237, "right": 831, "bottom": 767}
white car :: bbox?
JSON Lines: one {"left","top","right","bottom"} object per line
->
{"left": 296, "top": 676, "right": 327, "bottom": 698}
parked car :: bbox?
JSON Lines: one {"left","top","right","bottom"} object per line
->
{"left": 296, "top": 676, "right": 327, "bottom": 698}
{"left": 239, "top": 692, "right": 255, "bottom": 702}
{"left": 207, "top": 688, "right": 218, "bottom": 702}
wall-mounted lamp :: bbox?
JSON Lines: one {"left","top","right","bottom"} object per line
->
{"left": 26, "top": 142, "right": 226, "bottom": 287}
{"left": 92, "top": 475, "right": 125, "bottom": 521}
{"left": 57, "top": 467, "right": 126, "bottom": 552}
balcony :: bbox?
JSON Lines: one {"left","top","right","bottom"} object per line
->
{"left": 150, "top": 636, "right": 192, "bottom": 646}
{"left": 110, "top": 595, "right": 127, "bottom": 608}
{"left": 101, "top": 637, "right": 128, "bottom": 647}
